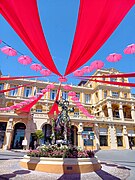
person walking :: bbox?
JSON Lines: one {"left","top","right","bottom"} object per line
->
{"left": 129, "top": 140, "right": 133, "bottom": 150}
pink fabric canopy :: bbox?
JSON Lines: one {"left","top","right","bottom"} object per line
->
{"left": 0, "top": 0, "right": 135, "bottom": 77}
{"left": 64, "top": 0, "right": 135, "bottom": 75}
{"left": 0, "top": 0, "right": 61, "bottom": 76}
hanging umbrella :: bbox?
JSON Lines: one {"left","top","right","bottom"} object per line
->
{"left": 106, "top": 53, "right": 122, "bottom": 62}
{"left": 71, "top": 96, "right": 79, "bottom": 101}
{"left": 73, "top": 70, "right": 84, "bottom": 76}
{"left": 58, "top": 76, "right": 67, "bottom": 82}
{"left": 18, "top": 55, "right": 32, "bottom": 65}
{"left": 88, "top": 65, "right": 95, "bottom": 72}
{"left": 0, "top": 40, "right": 2, "bottom": 44}
{"left": 40, "top": 69, "right": 52, "bottom": 76}
{"left": 81, "top": 66, "right": 90, "bottom": 73}
{"left": 124, "top": 44, "right": 135, "bottom": 54}
{"left": 68, "top": 91, "right": 76, "bottom": 96}
{"left": 30, "top": 63, "right": 42, "bottom": 71}
{"left": 90, "top": 60, "right": 104, "bottom": 69}
{"left": 1, "top": 46, "right": 17, "bottom": 56}
{"left": 62, "top": 85, "right": 72, "bottom": 90}
{"left": 46, "top": 84, "right": 55, "bottom": 89}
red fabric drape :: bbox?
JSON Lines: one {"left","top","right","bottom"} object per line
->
{"left": 0, "top": 75, "right": 44, "bottom": 81}
{"left": 78, "top": 72, "right": 135, "bottom": 79}
{"left": 0, "top": 82, "right": 34, "bottom": 93}
{"left": 0, "top": 0, "right": 61, "bottom": 76}
{"left": 17, "top": 94, "right": 44, "bottom": 113}
{"left": 65, "top": 0, "right": 135, "bottom": 75}
{"left": 48, "top": 85, "right": 61, "bottom": 117}
{"left": 90, "top": 79, "right": 135, "bottom": 87}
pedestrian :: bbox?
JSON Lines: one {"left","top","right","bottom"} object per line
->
{"left": 129, "top": 140, "right": 133, "bottom": 150}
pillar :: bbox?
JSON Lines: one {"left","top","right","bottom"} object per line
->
{"left": 119, "top": 102, "right": 124, "bottom": 121}
{"left": 108, "top": 124, "right": 117, "bottom": 149}
{"left": 3, "top": 118, "right": 13, "bottom": 150}
{"left": 123, "top": 125, "right": 129, "bottom": 149}
{"left": 98, "top": 89, "right": 102, "bottom": 101}
{"left": 81, "top": 92, "right": 85, "bottom": 104}
{"left": 94, "top": 123, "right": 100, "bottom": 150}
{"left": 73, "top": 127, "right": 77, "bottom": 146}
{"left": 131, "top": 103, "right": 135, "bottom": 121}
{"left": 107, "top": 101, "right": 113, "bottom": 120}
{"left": 78, "top": 123, "right": 84, "bottom": 149}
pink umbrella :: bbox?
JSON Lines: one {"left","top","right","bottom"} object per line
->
{"left": 46, "top": 84, "right": 55, "bottom": 89}
{"left": 30, "top": 63, "right": 42, "bottom": 71}
{"left": 40, "top": 69, "right": 52, "bottom": 76}
{"left": 68, "top": 91, "right": 76, "bottom": 96}
{"left": 73, "top": 70, "right": 84, "bottom": 76}
{"left": 41, "top": 88, "right": 49, "bottom": 93}
{"left": 58, "top": 76, "right": 67, "bottom": 82}
{"left": 89, "top": 65, "right": 95, "bottom": 72}
{"left": 0, "top": 40, "right": 2, "bottom": 44}
{"left": 90, "top": 60, "right": 104, "bottom": 69}
{"left": 62, "top": 85, "right": 72, "bottom": 91}
{"left": 71, "top": 96, "right": 79, "bottom": 101}
{"left": 124, "top": 44, "right": 135, "bottom": 54}
{"left": 1, "top": 46, "right": 17, "bottom": 56}
{"left": 18, "top": 55, "right": 32, "bottom": 65}
{"left": 81, "top": 66, "right": 90, "bottom": 73}
{"left": 106, "top": 53, "right": 122, "bottom": 62}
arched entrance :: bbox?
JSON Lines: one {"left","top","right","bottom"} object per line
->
{"left": 71, "top": 125, "right": 78, "bottom": 146}
{"left": 12, "top": 122, "right": 26, "bottom": 149}
{"left": 42, "top": 124, "right": 52, "bottom": 145}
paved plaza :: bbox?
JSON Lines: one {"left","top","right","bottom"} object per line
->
{"left": 0, "top": 149, "right": 134, "bottom": 179}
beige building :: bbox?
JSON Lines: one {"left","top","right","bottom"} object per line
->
{"left": 0, "top": 68, "right": 135, "bottom": 150}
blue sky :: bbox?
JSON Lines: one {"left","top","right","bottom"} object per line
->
{"left": 0, "top": 1, "right": 135, "bottom": 88}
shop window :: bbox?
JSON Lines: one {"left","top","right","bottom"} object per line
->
{"left": 99, "top": 136, "right": 108, "bottom": 146}
{"left": 83, "top": 127, "right": 93, "bottom": 146}
{"left": 74, "top": 112, "right": 79, "bottom": 117}
{"left": 117, "top": 136, "right": 123, "bottom": 146}
{"left": 104, "top": 91, "right": 107, "bottom": 98}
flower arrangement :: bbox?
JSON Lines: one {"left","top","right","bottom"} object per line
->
{"left": 27, "top": 145, "right": 95, "bottom": 158}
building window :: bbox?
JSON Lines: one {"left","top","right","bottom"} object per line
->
{"left": 113, "top": 111, "right": 120, "bottom": 118}
{"left": 121, "top": 78, "right": 125, "bottom": 82}
{"left": 62, "top": 91, "right": 68, "bottom": 100}
{"left": 50, "top": 90, "right": 57, "bottom": 100}
{"left": 24, "top": 87, "right": 32, "bottom": 97}
{"left": 95, "top": 92, "right": 98, "bottom": 98}
{"left": 85, "top": 94, "right": 90, "bottom": 104}
{"left": 104, "top": 91, "right": 107, "bottom": 98}
{"left": 34, "top": 88, "right": 37, "bottom": 96}
{"left": 112, "top": 92, "right": 119, "bottom": 97}
{"left": 0, "top": 84, "right": 4, "bottom": 90}
{"left": 110, "top": 78, "right": 117, "bottom": 82}
{"left": 76, "top": 93, "right": 80, "bottom": 100}
{"left": 9, "top": 85, "right": 18, "bottom": 96}
{"left": 124, "top": 93, "right": 127, "bottom": 98}
{"left": 116, "top": 129, "right": 123, "bottom": 146}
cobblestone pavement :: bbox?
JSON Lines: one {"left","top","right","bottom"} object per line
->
{"left": 0, "top": 159, "right": 130, "bottom": 180}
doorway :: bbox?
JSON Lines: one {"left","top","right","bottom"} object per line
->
{"left": 12, "top": 123, "right": 26, "bottom": 149}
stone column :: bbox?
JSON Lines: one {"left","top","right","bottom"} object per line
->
{"left": 19, "top": 85, "right": 23, "bottom": 97}
{"left": 24, "top": 129, "right": 31, "bottom": 150}
{"left": 3, "top": 118, "right": 13, "bottom": 150}
{"left": 119, "top": 102, "right": 124, "bottom": 121}
{"left": 81, "top": 92, "right": 85, "bottom": 104}
{"left": 78, "top": 123, "right": 84, "bottom": 149}
{"left": 98, "top": 89, "right": 102, "bottom": 101}
{"left": 94, "top": 123, "right": 100, "bottom": 150}
{"left": 108, "top": 124, "right": 117, "bottom": 149}
{"left": 107, "top": 101, "right": 113, "bottom": 120}
{"left": 123, "top": 125, "right": 129, "bottom": 149}
{"left": 131, "top": 103, "right": 135, "bottom": 121}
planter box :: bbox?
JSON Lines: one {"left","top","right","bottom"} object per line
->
{"left": 20, "top": 155, "right": 101, "bottom": 174}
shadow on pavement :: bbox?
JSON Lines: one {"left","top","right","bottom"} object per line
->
{"left": 0, "top": 170, "right": 31, "bottom": 180}
{"left": 96, "top": 169, "right": 121, "bottom": 180}
{"left": 101, "top": 162, "right": 131, "bottom": 170}
{"left": 57, "top": 173, "right": 81, "bottom": 180}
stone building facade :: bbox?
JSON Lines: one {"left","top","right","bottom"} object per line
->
{"left": 0, "top": 68, "right": 135, "bottom": 150}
